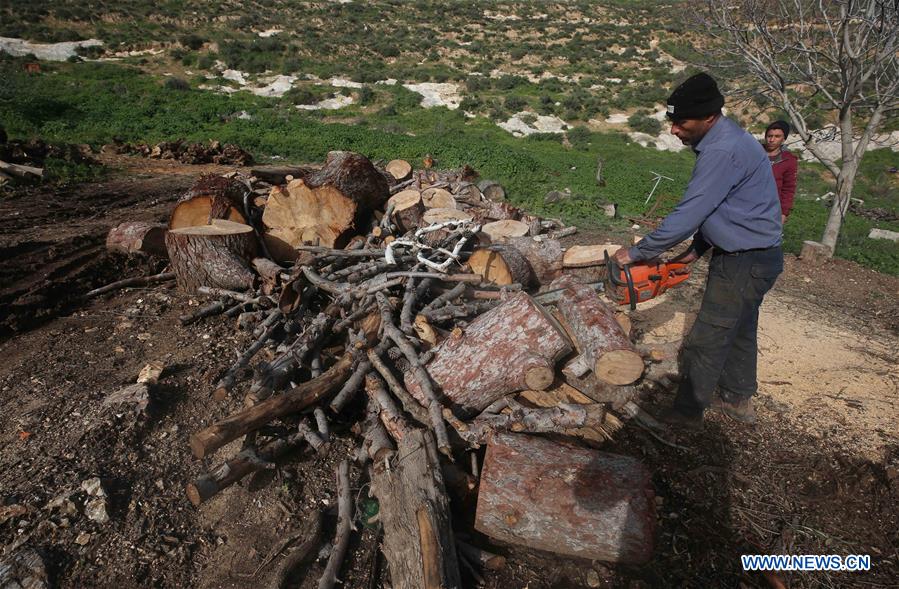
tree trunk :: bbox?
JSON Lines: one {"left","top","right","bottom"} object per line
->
{"left": 386, "top": 159, "right": 413, "bottom": 181}
{"left": 106, "top": 221, "right": 168, "bottom": 257}
{"left": 169, "top": 174, "right": 248, "bottom": 229}
{"left": 388, "top": 190, "right": 425, "bottom": 232}
{"left": 467, "top": 245, "right": 535, "bottom": 287}
{"left": 165, "top": 220, "right": 257, "bottom": 293}
{"left": 190, "top": 354, "right": 353, "bottom": 458}
{"left": 475, "top": 432, "right": 655, "bottom": 564}
{"left": 820, "top": 170, "right": 857, "bottom": 254}
{"left": 505, "top": 237, "right": 564, "bottom": 284}
{"left": 552, "top": 275, "right": 644, "bottom": 385}
{"left": 369, "top": 428, "right": 462, "bottom": 589}
{"left": 562, "top": 244, "right": 620, "bottom": 268}
{"left": 262, "top": 151, "right": 389, "bottom": 261}
{"left": 405, "top": 292, "right": 572, "bottom": 417}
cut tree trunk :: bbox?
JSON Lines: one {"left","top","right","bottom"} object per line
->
{"left": 262, "top": 151, "right": 389, "bottom": 261}
{"left": 504, "top": 237, "right": 564, "bottom": 284}
{"left": 405, "top": 292, "right": 571, "bottom": 417}
{"left": 467, "top": 245, "right": 535, "bottom": 287}
{"left": 518, "top": 383, "right": 620, "bottom": 444}
{"left": 386, "top": 159, "right": 412, "bottom": 181}
{"left": 563, "top": 244, "right": 620, "bottom": 268}
{"left": 250, "top": 165, "right": 310, "bottom": 185}
{"left": 165, "top": 219, "right": 257, "bottom": 293}
{"left": 421, "top": 188, "right": 457, "bottom": 209}
{"left": 106, "top": 221, "right": 168, "bottom": 257}
{"left": 479, "top": 220, "right": 530, "bottom": 243}
{"left": 800, "top": 240, "right": 831, "bottom": 265}
{"left": 552, "top": 275, "right": 644, "bottom": 386}
{"left": 475, "top": 432, "right": 655, "bottom": 563}
{"left": 169, "top": 174, "right": 248, "bottom": 229}
{"left": 370, "top": 428, "right": 462, "bottom": 589}
{"left": 387, "top": 190, "right": 425, "bottom": 232}
{"left": 0, "top": 160, "right": 44, "bottom": 181}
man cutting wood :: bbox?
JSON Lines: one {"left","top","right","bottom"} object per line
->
{"left": 614, "top": 73, "right": 783, "bottom": 427}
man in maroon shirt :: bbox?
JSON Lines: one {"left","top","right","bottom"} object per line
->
{"left": 764, "top": 120, "right": 798, "bottom": 223}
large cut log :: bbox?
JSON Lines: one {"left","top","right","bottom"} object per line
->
{"left": 505, "top": 237, "right": 564, "bottom": 284}
{"left": 552, "top": 275, "right": 644, "bottom": 386}
{"left": 0, "top": 159, "right": 44, "bottom": 181}
{"left": 518, "top": 383, "right": 622, "bottom": 444}
{"left": 169, "top": 174, "right": 248, "bottom": 229}
{"left": 467, "top": 245, "right": 535, "bottom": 287}
{"left": 165, "top": 220, "right": 257, "bottom": 293}
{"left": 475, "top": 432, "right": 655, "bottom": 563}
{"left": 250, "top": 165, "right": 310, "bottom": 185}
{"left": 479, "top": 220, "right": 529, "bottom": 243}
{"left": 190, "top": 353, "right": 353, "bottom": 458}
{"left": 422, "top": 208, "right": 473, "bottom": 225}
{"left": 370, "top": 428, "right": 462, "bottom": 589}
{"left": 387, "top": 190, "right": 425, "bottom": 232}
{"left": 477, "top": 180, "right": 506, "bottom": 201}
{"left": 421, "top": 188, "right": 456, "bottom": 209}
{"left": 262, "top": 151, "right": 389, "bottom": 261}
{"left": 106, "top": 221, "right": 167, "bottom": 257}
{"left": 405, "top": 292, "right": 571, "bottom": 417}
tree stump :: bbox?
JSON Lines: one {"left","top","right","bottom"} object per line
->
{"left": 386, "top": 159, "right": 412, "bottom": 181}
{"left": 552, "top": 275, "right": 644, "bottom": 385}
{"left": 405, "top": 292, "right": 571, "bottom": 417}
{"left": 165, "top": 219, "right": 257, "bottom": 293}
{"left": 387, "top": 190, "right": 425, "bottom": 232}
{"left": 169, "top": 174, "right": 248, "bottom": 229}
{"left": 467, "top": 245, "right": 535, "bottom": 287}
{"left": 370, "top": 428, "right": 462, "bottom": 589}
{"left": 106, "top": 221, "right": 167, "bottom": 257}
{"left": 421, "top": 187, "right": 457, "bottom": 209}
{"left": 262, "top": 151, "right": 388, "bottom": 261}
{"left": 475, "top": 432, "right": 655, "bottom": 563}
{"left": 480, "top": 220, "right": 530, "bottom": 243}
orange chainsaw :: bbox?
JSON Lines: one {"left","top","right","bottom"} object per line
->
{"left": 604, "top": 251, "right": 692, "bottom": 310}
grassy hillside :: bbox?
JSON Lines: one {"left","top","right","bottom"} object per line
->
{"left": 2, "top": 55, "right": 896, "bottom": 274}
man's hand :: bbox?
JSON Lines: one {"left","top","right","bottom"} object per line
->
{"left": 613, "top": 247, "right": 634, "bottom": 265}
{"left": 781, "top": 214, "right": 787, "bottom": 224}
{"left": 669, "top": 247, "right": 700, "bottom": 265}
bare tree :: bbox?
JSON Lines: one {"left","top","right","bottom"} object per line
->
{"left": 699, "top": 0, "right": 898, "bottom": 255}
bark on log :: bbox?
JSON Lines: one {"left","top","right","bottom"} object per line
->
{"left": 190, "top": 354, "right": 353, "bottom": 458}
{"left": 165, "top": 220, "right": 257, "bottom": 293}
{"left": 169, "top": 174, "right": 248, "bottom": 229}
{"left": 505, "top": 237, "right": 564, "bottom": 284}
{"left": 800, "top": 240, "right": 831, "bottom": 265}
{"left": 370, "top": 428, "right": 462, "bottom": 589}
{"left": 475, "top": 432, "right": 655, "bottom": 563}
{"left": 479, "top": 220, "right": 530, "bottom": 243}
{"left": 467, "top": 245, "right": 535, "bottom": 287}
{"left": 518, "top": 383, "right": 622, "bottom": 444}
{"left": 405, "top": 292, "right": 571, "bottom": 417}
{"left": 552, "top": 275, "right": 644, "bottom": 386}
{"left": 422, "top": 208, "right": 473, "bottom": 225}
{"left": 477, "top": 180, "right": 506, "bottom": 202}
{"left": 262, "top": 151, "right": 389, "bottom": 261}
{"left": 106, "top": 222, "right": 168, "bottom": 257}
{"left": 0, "top": 159, "right": 44, "bottom": 180}
{"left": 250, "top": 165, "right": 311, "bottom": 185}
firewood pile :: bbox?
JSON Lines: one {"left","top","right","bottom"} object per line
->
{"left": 102, "top": 139, "right": 254, "bottom": 166}
{"left": 102, "top": 150, "right": 657, "bottom": 586}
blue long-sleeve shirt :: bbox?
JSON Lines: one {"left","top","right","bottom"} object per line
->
{"left": 628, "top": 116, "right": 782, "bottom": 261}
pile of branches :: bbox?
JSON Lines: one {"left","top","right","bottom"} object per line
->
{"left": 104, "top": 139, "right": 253, "bottom": 166}
{"left": 0, "top": 136, "right": 98, "bottom": 185}
{"left": 102, "top": 151, "right": 653, "bottom": 587}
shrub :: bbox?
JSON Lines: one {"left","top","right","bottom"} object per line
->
{"left": 504, "top": 95, "right": 527, "bottom": 112}
{"left": 627, "top": 112, "right": 662, "bottom": 135}
{"left": 181, "top": 34, "right": 206, "bottom": 51}
{"left": 164, "top": 77, "right": 190, "bottom": 91}
{"left": 567, "top": 126, "right": 592, "bottom": 149}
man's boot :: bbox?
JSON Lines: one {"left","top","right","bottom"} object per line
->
{"left": 711, "top": 395, "right": 756, "bottom": 424}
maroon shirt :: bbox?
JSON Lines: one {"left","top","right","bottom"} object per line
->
{"left": 769, "top": 149, "right": 798, "bottom": 217}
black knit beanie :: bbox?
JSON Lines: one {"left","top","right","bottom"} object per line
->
{"left": 766, "top": 120, "right": 791, "bottom": 139}
{"left": 666, "top": 73, "right": 725, "bottom": 120}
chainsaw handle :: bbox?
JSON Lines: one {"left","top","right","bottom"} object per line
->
{"left": 604, "top": 251, "right": 638, "bottom": 310}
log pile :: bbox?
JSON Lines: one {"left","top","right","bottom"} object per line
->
{"left": 105, "top": 139, "right": 253, "bottom": 166}
{"left": 100, "top": 151, "right": 657, "bottom": 586}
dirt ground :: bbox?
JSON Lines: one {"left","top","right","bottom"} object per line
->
{"left": 1, "top": 156, "right": 897, "bottom": 588}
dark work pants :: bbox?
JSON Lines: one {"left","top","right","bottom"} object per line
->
{"left": 674, "top": 246, "right": 783, "bottom": 417}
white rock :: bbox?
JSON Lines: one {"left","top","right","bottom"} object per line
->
{"left": 0, "top": 36, "right": 103, "bottom": 61}
{"left": 85, "top": 498, "right": 109, "bottom": 524}
{"left": 869, "top": 228, "right": 899, "bottom": 242}
{"left": 402, "top": 82, "right": 463, "bottom": 110}
{"left": 80, "top": 477, "right": 106, "bottom": 498}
